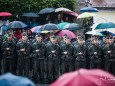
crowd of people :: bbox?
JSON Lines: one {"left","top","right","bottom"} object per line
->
{"left": 0, "top": 29, "right": 115, "bottom": 84}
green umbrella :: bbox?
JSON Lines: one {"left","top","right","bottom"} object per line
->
{"left": 58, "top": 22, "right": 70, "bottom": 29}
{"left": 95, "top": 22, "right": 115, "bottom": 29}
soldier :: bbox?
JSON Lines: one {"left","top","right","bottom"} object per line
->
{"left": 0, "top": 36, "right": 2, "bottom": 74}
{"left": 88, "top": 37, "right": 102, "bottom": 69}
{"left": 32, "top": 34, "right": 46, "bottom": 83}
{"left": 61, "top": 36, "right": 74, "bottom": 74}
{"left": 46, "top": 35, "right": 60, "bottom": 82}
{"left": 74, "top": 36, "right": 87, "bottom": 70}
{"left": 103, "top": 37, "right": 115, "bottom": 75}
{"left": 16, "top": 32, "right": 30, "bottom": 76}
{"left": 1, "top": 33, "right": 16, "bottom": 73}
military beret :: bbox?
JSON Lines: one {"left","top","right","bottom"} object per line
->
{"left": 22, "top": 32, "right": 27, "bottom": 36}
{"left": 36, "top": 33, "right": 41, "bottom": 37}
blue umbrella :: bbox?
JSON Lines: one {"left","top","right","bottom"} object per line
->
{"left": 8, "top": 21, "right": 28, "bottom": 29}
{"left": 63, "top": 23, "right": 80, "bottom": 30}
{"left": 80, "top": 7, "right": 98, "bottom": 12}
{"left": 39, "top": 8, "right": 55, "bottom": 14}
{"left": 22, "top": 12, "right": 39, "bottom": 17}
{"left": 0, "top": 73, "right": 35, "bottom": 86}
{"left": 95, "top": 22, "right": 115, "bottom": 29}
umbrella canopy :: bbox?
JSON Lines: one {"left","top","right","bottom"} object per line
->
{"left": 0, "top": 73, "right": 35, "bottom": 86}
{"left": 56, "top": 30, "right": 76, "bottom": 38}
{"left": 100, "top": 31, "right": 115, "bottom": 36}
{"left": 50, "top": 68, "right": 115, "bottom": 86}
{"left": 0, "top": 12, "right": 12, "bottom": 16}
{"left": 39, "top": 8, "right": 55, "bottom": 14}
{"left": 39, "top": 23, "right": 60, "bottom": 31}
{"left": 58, "top": 22, "right": 70, "bottom": 29}
{"left": 64, "top": 11, "right": 78, "bottom": 18}
{"left": 95, "top": 22, "right": 115, "bottom": 29}
{"left": 55, "top": 7, "right": 72, "bottom": 12}
{"left": 77, "top": 12, "right": 95, "bottom": 19}
{"left": 63, "top": 23, "right": 80, "bottom": 30}
{"left": 31, "top": 26, "right": 42, "bottom": 33}
{"left": 8, "top": 21, "right": 27, "bottom": 29}
{"left": 80, "top": 7, "right": 98, "bottom": 12}
{"left": 86, "top": 30, "right": 104, "bottom": 36}
{"left": 22, "top": 12, "right": 39, "bottom": 17}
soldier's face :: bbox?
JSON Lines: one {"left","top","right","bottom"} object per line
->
{"left": 50, "top": 38, "right": 57, "bottom": 44}
{"left": 7, "top": 35, "right": 12, "bottom": 40}
{"left": 93, "top": 40, "right": 98, "bottom": 44}
{"left": 78, "top": 39, "right": 84, "bottom": 45}
{"left": 36, "top": 37, "right": 42, "bottom": 42}
{"left": 66, "top": 39, "right": 70, "bottom": 44}
{"left": 22, "top": 36, "right": 27, "bottom": 41}
{"left": 109, "top": 39, "right": 113, "bottom": 44}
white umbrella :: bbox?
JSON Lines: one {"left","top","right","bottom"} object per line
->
{"left": 85, "top": 30, "right": 104, "bottom": 36}
{"left": 77, "top": 12, "right": 95, "bottom": 19}
{"left": 55, "top": 7, "right": 72, "bottom": 12}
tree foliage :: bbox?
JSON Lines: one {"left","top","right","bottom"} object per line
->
{"left": 0, "top": 0, "right": 76, "bottom": 15}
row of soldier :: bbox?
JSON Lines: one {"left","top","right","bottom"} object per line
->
{"left": 0, "top": 30, "right": 115, "bottom": 83}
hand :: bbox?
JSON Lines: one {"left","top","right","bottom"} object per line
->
{"left": 51, "top": 50, "right": 55, "bottom": 53}
{"left": 94, "top": 52, "right": 97, "bottom": 55}
{"left": 108, "top": 51, "right": 111, "bottom": 53}
{"left": 63, "top": 51, "right": 68, "bottom": 54}
{"left": 79, "top": 52, "right": 82, "bottom": 55}
{"left": 36, "top": 49, "right": 39, "bottom": 52}
{"left": 20, "top": 49, "right": 25, "bottom": 51}
{"left": 6, "top": 48, "right": 10, "bottom": 50}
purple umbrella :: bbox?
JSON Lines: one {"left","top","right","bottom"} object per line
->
{"left": 56, "top": 30, "right": 76, "bottom": 38}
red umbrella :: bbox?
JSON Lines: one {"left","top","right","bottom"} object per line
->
{"left": 0, "top": 12, "right": 12, "bottom": 16}
{"left": 56, "top": 30, "right": 76, "bottom": 38}
{"left": 50, "top": 69, "right": 115, "bottom": 86}
{"left": 64, "top": 11, "right": 78, "bottom": 18}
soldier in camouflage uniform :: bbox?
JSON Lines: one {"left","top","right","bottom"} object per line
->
{"left": 46, "top": 35, "right": 60, "bottom": 82}
{"left": 1, "top": 33, "right": 16, "bottom": 73}
{"left": 16, "top": 32, "right": 30, "bottom": 76}
{"left": 74, "top": 36, "right": 87, "bottom": 70}
{"left": 88, "top": 37, "right": 102, "bottom": 69}
{"left": 32, "top": 34, "right": 46, "bottom": 83}
{"left": 103, "top": 37, "right": 115, "bottom": 75}
{"left": 61, "top": 36, "right": 74, "bottom": 74}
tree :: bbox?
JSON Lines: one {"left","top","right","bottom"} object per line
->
{"left": 0, "top": 0, "right": 77, "bottom": 15}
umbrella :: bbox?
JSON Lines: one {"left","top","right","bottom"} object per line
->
{"left": 39, "top": 8, "right": 55, "bottom": 14}
{"left": 58, "top": 22, "right": 70, "bottom": 29}
{"left": 64, "top": 11, "right": 78, "bottom": 18}
{"left": 39, "top": 23, "right": 60, "bottom": 31}
{"left": 86, "top": 30, "right": 104, "bottom": 36}
{"left": 50, "top": 68, "right": 115, "bottom": 86}
{"left": 0, "top": 73, "right": 35, "bottom": 86}
{"left": 95, "top": 22, "right": 115, "bottom": 29}
{"left": 1, "top": 25, "right": 8, "bottom": 31}
{"left": 0, "top": 12, "right": 12, "bottom": 16}
{"left": 77, "top": 12, "right": 95, "bottom": 19}
{"left": 55, "top": 7, "right": 72, "bottom": 12}
{"left": 22, "top": 12, "right": 39, "bottom": 17}
{"left": 31, "top": 26, "right": 42, "bottom": 33}
{"left": 8, "top": 21, "right": 28, "bottom": 29}
{"left": 56, "top": 30, "right": 76, "bottom": 38}
{"left": 80, "top": 7, "right": 98, "bottom": 12}
{"left": 63, "top": 23, "right": 80, "bottom": 30}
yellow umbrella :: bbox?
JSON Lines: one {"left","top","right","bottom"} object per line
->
{"left": 77, "top": 12, "right": 95, "bottom": 19}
